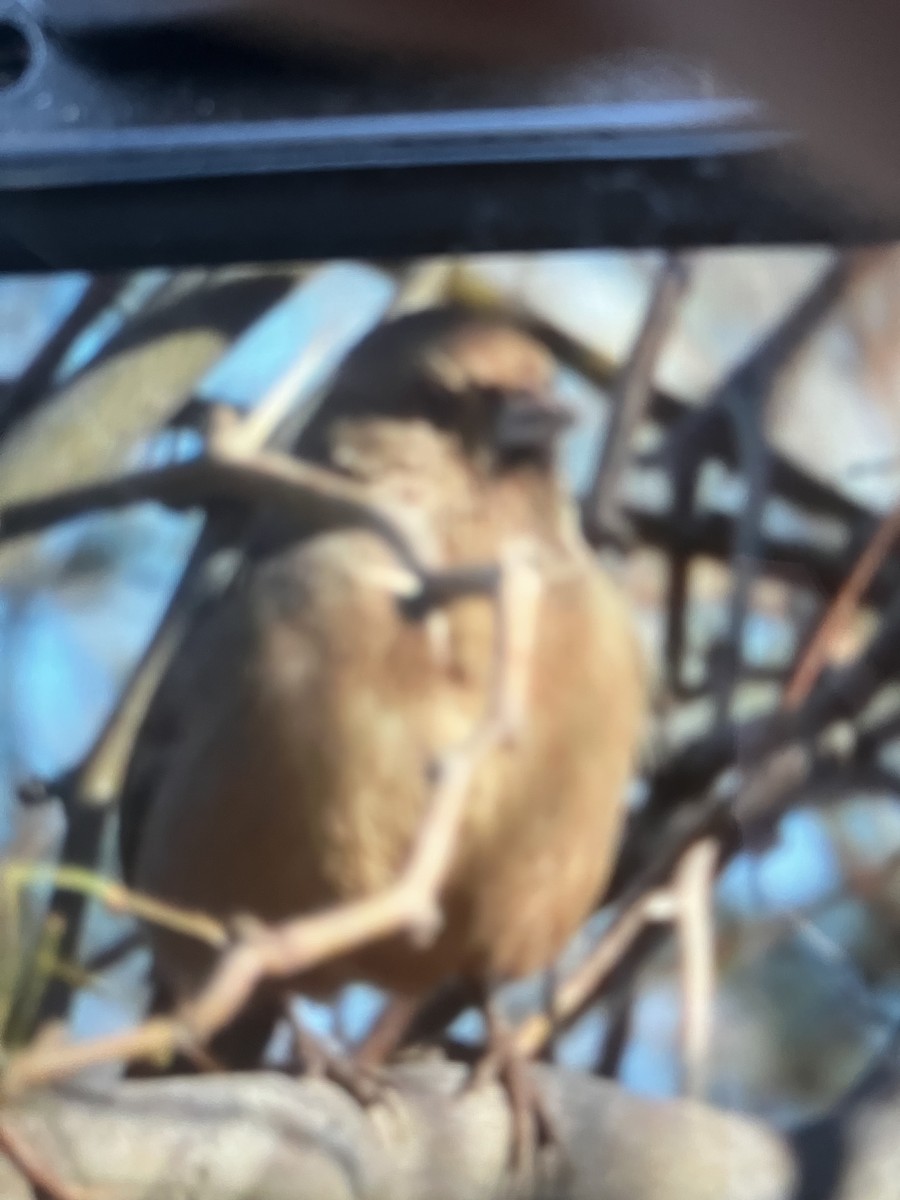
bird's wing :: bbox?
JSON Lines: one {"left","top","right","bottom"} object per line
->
{"left": 116, "top": 558, "right": 245, "bottom": 884}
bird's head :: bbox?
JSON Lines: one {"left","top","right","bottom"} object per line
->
{"left": 298, "top": 306, "right": 575, "bottom": 479}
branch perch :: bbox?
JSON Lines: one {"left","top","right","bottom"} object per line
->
{"left": 0, "top": 1062, "right": 796, "bottom": 1200}
{"left": 0, "top": 449, "right": 498, "bottom": 608}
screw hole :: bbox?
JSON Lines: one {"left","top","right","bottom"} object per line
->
{"left": 0, "top": 20, "right": 31, "bottom": 91}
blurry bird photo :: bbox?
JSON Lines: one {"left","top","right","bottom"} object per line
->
{"left": 2, "top": 249, "right": 900, "bottom": 1199}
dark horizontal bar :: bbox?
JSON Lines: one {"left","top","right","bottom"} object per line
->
{"left": 0, "top": 99, "right": 784, "bottom": 189}
{"left": 2, "top": 155, "right": 890, "bottom": 272}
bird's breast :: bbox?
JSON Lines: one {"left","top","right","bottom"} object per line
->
{"left": 131, "top": 517, "right": 644, "bottom": 998}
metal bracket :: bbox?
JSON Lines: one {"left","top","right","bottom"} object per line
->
{"left": 0, "top": 0, "right": 890, "bottom": 269}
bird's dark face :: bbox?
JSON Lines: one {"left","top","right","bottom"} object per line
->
{"left": 299, "top": 307, "right": 575, "bottom": 478}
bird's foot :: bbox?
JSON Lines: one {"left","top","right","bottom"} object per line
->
{"left": 285, "top": 1010, "right": 383, "bottom": 1106}
{"left": 467, "top": 1011, "right": 561, "bottom": 1179}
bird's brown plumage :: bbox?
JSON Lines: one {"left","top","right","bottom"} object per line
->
{"left": 120, "top": 306, "right": 645, "bottom": 1003}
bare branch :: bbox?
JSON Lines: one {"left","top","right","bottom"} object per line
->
{"left": 785, "top": 501, "right": 900, "bottom": 708}
{"left": 514, "top": 887, "right": 664, "bottom": 1060}
{"left": 671, "top": 837, "right": 718, "bottom": 1100}
{"left": 0, "top": 1119, "right": 93, "bottom": 1200}
{"left": 0, "top": 449, "right": 499, "bottom": 604}
{"left": 2, "top": 862, "right": 226, "bottom": 952}
{"left": 584, "top": 254, "right": 690, "bottom": 544}
{"left": 0, "top": 276, "right": 125, "bottom": 443}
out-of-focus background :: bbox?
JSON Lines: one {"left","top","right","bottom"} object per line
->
{"left": 3, "top": 248, "right": 900, "bottom": 1133}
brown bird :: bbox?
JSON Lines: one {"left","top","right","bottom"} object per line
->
{"left": 119, "top": 305, "right": 645, "bottom": 1071}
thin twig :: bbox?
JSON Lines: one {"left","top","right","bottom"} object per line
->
{"left": 711, "top": 393, "right": 771, "bottom": 718}
{"left": 584, "top": 254, "right": 689, "bottom": 544}
{"left": 0, "top": 276, "right": 124, "bottom": 442}
{"left": 459, "top": 256, "right": 882, "bottom": 537}
{"left": 658, "top": 256, "right": 859, "bottom": 469}
{"left": 81, "top": 932, "right": 144, "bottom": 975}
{"left": 513, "top": 887, "right": 663, "bottom": 1059}
{"left": 0, "top": 1120, "right": 95, "bottom": 1200}
{"left": 671, "top": 837, "right": 718, "bottom": 1100}
{"left": 0, "top": 450, "right": 498, "bottom": 604}
{"left": 2, "top": 862, "right": 226, "bottom": 950}
{"left": 513, "top": 844, "right": 716, "bottom": 1067}
{"left": 593, "top": 988, "right": 634, "bottom": 1079}
{"left": 74, "top": 531, "right": 235, "bottom": 813}
{"left": 216, "top": 326, "right": 339, "bottom": 455}
{"left": 62, "top": 335, "right": 330, "bottom": 814}
{"left": 629, "top": 503, "right": 900, "bottom": 613}
{"left": 31, "top": 529, "right": 238, "bottom": 1030}
{"left": 516, "top": 783, "right": 730, "bottom": 1060}
{"left": 27, "top": 807, "right": 106, "bottom": 1032}
{"left": 584, "top": 729, "right": 865, "bottom": 1074}
{"left": 4, "top": 914, "right": 66, "bottom": 1053}
{"left": 656, "top": 256, "right": 858, "bottom": 699}
{"left": 785, "top": 502, "right": 900, "bottom": 708}
{"left": 711, "top": 256, "right": 884, "bottom": 714}
{"left": 644, "top": 584, "right": 900, "bottom": 818}
{"left": 662, "top": 468, "right": 696, "bottom": 694}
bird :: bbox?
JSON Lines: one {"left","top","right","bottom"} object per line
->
{"left": 118, "top": 304, "right": 646, "bottom": 1077}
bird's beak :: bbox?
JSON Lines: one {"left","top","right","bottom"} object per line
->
{"left": 493, "top": 391, "right": 577, "bottom": 453}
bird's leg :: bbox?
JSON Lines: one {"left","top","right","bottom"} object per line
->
{"left": 537, "top": 964, "right": 561, "bottom": 1063}
{"left": 283, "top": 1000, "right": 382, "bottom": 1105}
{"left": 353, "top": 993, "right": 422, "bottom": 1072}
{"left": 468, "top": 987, "right": 561, "bottom": 1178}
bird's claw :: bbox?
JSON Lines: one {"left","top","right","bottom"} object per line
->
{"left": 466, "top": 1033, "right": 560, "bottom": 1179}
